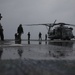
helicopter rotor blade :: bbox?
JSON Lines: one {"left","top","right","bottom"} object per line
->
{"left": 66, "top": 24, "right": 75, "bottom": 27}
{"left": 23, "top": 20, "right": 57, "bottom": 27}
{"left": 23, "top": 23, "right": 51, "bottom": 26}
{"left": 52, "top": 23, "right": 75, "bottom": 26}
{"left": 23, "top": 21, "right": 75, "bottom": 27}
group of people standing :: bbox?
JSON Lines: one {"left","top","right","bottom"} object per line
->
{"left": 0, "top": 13, "right": 47, "bottom": 43}
{"left": 0, "top": 23, "right": 47, "bottom": 43}
{"left": 15, "top": 24, "right": 47, "bottom": 44}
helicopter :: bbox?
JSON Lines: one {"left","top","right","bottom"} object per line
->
{"left": 24, "top": 20, "right": 75, "bottom": 40}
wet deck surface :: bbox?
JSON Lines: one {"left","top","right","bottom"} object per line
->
{"left": 0, "top": 40, "right": 75, "bottom": 75}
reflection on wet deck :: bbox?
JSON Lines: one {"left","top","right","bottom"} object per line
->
{"left": 48, "top": 41, "right": 74, "bottom": 47}
{"left": 0, "top": 40, "right": 75, "bottom": 60}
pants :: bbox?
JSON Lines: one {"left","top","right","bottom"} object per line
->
{"left": 0, "top": 33, "right": 4, "bottom": 41}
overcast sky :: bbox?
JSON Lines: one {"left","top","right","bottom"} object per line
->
{"left": 0, "top": 0, "right": 75, "bottom": 39}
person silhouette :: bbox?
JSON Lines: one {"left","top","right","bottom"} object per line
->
{"left": 17, "top": 24, "right": 24, "bottom": 40}
{"left": 45, "top": 34, "right": 47, "bottom": 44}
{"left": 0, "top": 13, "right": 2, "bottom": 20}
{"left": 39, "top": 32, "right": 42, "bottom": 40}
{"left": 45, "top": 34, "right": 47, "bottom": 41}
{"left": 27, "top": 32, "right": 30, "bottom": 40}
{"left": 0, "top": 23, "right": 4, "bottom": 41}
{"left": 27, "top": 32, "right": 30, "bottom": 44}
{"left": 39, "top": 32, "right": 42, "bottom": 44}
{"left": 15, "top": 33, "right": 21, "bottom": 44}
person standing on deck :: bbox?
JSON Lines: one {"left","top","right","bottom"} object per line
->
{"left": 27, "top": 32, "right": 30, "bottom": 41}
{"left": 45, "top": 34, "right": 47, "bottom": 44}
{"left": 27, "top": 32, "right": 30, "bottom": 44}
{"left": 45, "top": 34, "right": 47, "bottom": 41}
{"left": 0, "top": 13, "right": 4, "bottom": 41}
{"left": 39, "top": 32, "right": 42, "bottom": 40}
{"left": 17, "top": 24, "right": 24, "bottom": 40}
{"left": 0, "top": 23, "right": 4, "bottom": 41}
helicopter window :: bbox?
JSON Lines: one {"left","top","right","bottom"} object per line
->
{"left": 51, "top": 25, "right": 59, "bottom": 30}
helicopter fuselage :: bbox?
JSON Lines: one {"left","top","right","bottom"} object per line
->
{"left": 48, "top": 25, "right": 74, "bottom": 40}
